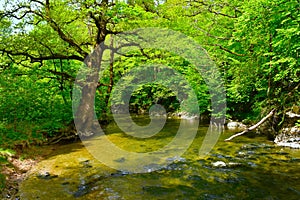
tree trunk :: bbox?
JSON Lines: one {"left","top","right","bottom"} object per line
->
{"left": 104, "top": 36, "right": 115, "bottom": 108}
{"left": 267, "top": 33, "right": 273, "bottom": 105}
{"left": 74, "top": 45, "right": 105, "bottom": 137}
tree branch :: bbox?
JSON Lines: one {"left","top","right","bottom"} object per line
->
{"left": 287, "top": 82, "right": 300, "bottom": 96}
{"left": 31, "top": 54, "right": 84, "bottom": 62}
{"left": 210, "top": 44, "right": 246, "bottom": 56}
{"left": 0, "top": 48, "right": 84, "bottom": 62}
{"left": 48, "top": 69, "right": 74, "bottom": 81}
{"left": 225, "top": 109, "right": 275, "bottom": 141}
{"left": 44, "top": 0, "right": 88, "bottom": 57}
{"left": 191, "top": 0, "right": 240, "bottom": 18}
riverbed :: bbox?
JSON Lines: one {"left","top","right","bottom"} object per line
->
{"left": 18, "top": 117, "right": 300, "bottom": 199}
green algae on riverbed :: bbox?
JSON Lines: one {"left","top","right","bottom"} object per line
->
{"left": 18, "top": 118, "right": 300, "bottom": 199}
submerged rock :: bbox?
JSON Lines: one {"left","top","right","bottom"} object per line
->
{"left": 143, "top": 163, "right": 164, "bottom": 172}
{"left": 73, "top": 184, "right": 89, "bottom": 198}
{"left": 37, "top": 172, "right": 58, "bottom": 180}
{"left": 114, "top": 157, "right": 126, "bottom": 163}
{"left": 228, "top": 162, "right": 243, "bottom": 168}
{"left": 166, "top": 156, "right": 186, "bottom": 163}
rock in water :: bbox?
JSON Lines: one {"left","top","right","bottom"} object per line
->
{"left": 227, "top": 121, "right": 246, "bottom": 129}
{"left": 212, "top": 161, "right": 226, "bottom": 167}
{"left": 274, "top": 126, "right": 300, "bottom": 149}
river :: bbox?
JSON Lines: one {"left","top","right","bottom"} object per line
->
{"left": 18, "top": 116, "right": 300, "bottom": 199}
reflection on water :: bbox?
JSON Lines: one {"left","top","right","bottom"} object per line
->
{"left": 19, "top": 117, "right": 300, "bottom": 199}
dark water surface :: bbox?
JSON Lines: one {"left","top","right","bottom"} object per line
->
{"left": 19, "top": 117, "right": 300, "bottom": 199}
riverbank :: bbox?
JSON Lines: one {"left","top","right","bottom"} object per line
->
{"left": 1, "top": 145, "right": 59, "bottom": 199}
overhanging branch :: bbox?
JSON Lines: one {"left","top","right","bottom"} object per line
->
{"left": 0, "top": 49, "right": 84, "bottom": 62}
{"left": 44, "top": 0, "right": 88, "bottom": 57}
{"left": 225, "top": 109, "right": 275, "bottom": 141}
{"left": 191, "top": 0, "right": 241, "bottom": 18}
{"left": 210, "top": 44, "right": 246, "bottom": 56}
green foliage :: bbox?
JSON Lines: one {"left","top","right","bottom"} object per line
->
{"left": 296, "top": 120, "right": 300, "bottom": 127}
{"left": 129, "top": 83, "right": 180, "bottom": 114}
{"left": 0, "top": 59, "right": 76, "bottom": 146}
{"left": 0, "top": 148, "right": 15, "bottom": 159}
{"left": 203, "top": 0, "right": 300, "bottom": 120}
{"left": 98, "top": 48, "right": 211, "bottom": 116}
{"left": 0, "top": 0, "right": 299, "bottom": 143}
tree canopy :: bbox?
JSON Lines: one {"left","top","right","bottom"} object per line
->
{"left": 0, "top": 0, "right": 299, "bottom": 145}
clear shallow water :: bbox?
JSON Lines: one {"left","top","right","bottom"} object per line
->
{"left": 19, "top": 117, "right": 300, "bottom": 199}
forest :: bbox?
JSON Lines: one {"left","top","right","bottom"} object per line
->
{"left": 0, "top": 0, "right": 299, "bottom": 199}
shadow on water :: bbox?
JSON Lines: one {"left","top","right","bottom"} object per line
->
{"left": 18, "top": 117, "right": 300, "bottom": 199}
{"left": 42, "top": 142, "right": 86, "bottom": 159}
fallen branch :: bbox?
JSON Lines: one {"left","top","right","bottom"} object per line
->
{"left": 225, "top": 109, "right": 275, "bottom": 141}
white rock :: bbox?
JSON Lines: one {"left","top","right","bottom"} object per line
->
{"left": 291, "top": 127, "right": 300, "bottom": 134}
{"left": 227, "top": 121, "right": 246, "bottom": 129}
{"left": 276, "top": 142, "right": 300, "bottom": 149}
{"left": 212, "top": 161, "right": 226, "bottom": 167}
{"left": 286, "top": 111, "right": 300, "bottom": 118}
{"left": 227, "top": 122, "right": 239, "bottom": 127}
{"left": 274, "top": 126, "right": 300, "bottom": 149}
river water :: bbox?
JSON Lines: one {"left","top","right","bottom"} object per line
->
{"left": 18, "top": 117, "right": 300, "bottom": 199}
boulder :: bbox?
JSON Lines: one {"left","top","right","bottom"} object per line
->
{"left": 274, "top": 126, "right": 300, "bottom": 149}
{"left": 227, "top": 121, "right": 246, "bottom": 129}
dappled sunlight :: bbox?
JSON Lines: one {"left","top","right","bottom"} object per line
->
{"left": 18, "top": 119, "right": 300, "bottom": 199}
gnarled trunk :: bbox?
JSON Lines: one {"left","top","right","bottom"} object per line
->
{"left": 74, "top": 45, "right": 105, "bottom": 137}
